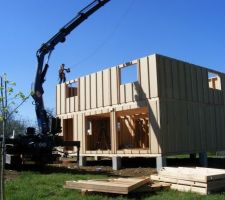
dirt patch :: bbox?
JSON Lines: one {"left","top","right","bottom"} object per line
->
{"left": 52, "top": 157, "right": 157, "bottom": 177}
{"left": 5, "top": 170, "right": 20, "bottom": 181}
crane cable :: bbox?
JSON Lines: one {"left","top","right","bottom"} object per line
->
{"left": 70, "top": 0, "right": 135, "bottom": 69}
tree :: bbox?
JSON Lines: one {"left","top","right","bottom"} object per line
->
{"left": 0, "top": 73, "right": 31, "bottom": 200}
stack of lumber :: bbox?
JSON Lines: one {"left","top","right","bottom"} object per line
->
{"left": 151, "top": 167, "right": 225, "bottom": 195}
{"left": 64, "top": 177, "right": 150, "bottom": 194}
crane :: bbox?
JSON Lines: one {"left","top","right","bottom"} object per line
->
{"left": 33, "top": 0, "right": 110, "bottom": 135}
{"left": 4, "top": 0, "right": 110, "bottom": 166}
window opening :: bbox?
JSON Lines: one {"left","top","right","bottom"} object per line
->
{"left": 208, "top": 72, "right": 221, "bottom": 90}
{"left": 66, "top": 82, "right": 78, "bottom": 97}
{"left": 120, "top": 64, "right": 138, "bottom": 85}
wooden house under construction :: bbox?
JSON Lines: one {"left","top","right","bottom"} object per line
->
{"left": 56, "top": 54, "right": 225, "bottom": 169}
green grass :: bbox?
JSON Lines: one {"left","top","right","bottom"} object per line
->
{"left": 5, "top": 170, "right": 225, "bottom": 200}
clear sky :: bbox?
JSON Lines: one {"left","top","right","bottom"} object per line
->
{"left": 0, "top": 0, "right": 225, "bottom": 123}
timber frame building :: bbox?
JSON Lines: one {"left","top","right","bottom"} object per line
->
{"left": 56, "top": 54, "right": 225, "bottom": 170}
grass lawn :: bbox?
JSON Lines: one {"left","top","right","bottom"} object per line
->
{"left": 5, "top": 168, "right": 225, "bottom": 200}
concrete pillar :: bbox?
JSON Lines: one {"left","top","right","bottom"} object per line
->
{"left": 79, "top": 156, "right": 87, "bottom": 167}
{"left": 112, "top": 156, "right": 121, "bottom": 170}
{"left": 199, "top": 152, "right": 208, "bottom": 167}
{"left": 94, "top": 156, "right": 101, "bottom": 161}
{"left": 156, "top": 156, "right": 167, "bottom": 172}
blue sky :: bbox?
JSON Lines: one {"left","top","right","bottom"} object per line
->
{"left": 0, "top": 0, "right": 225, "bottom": 123}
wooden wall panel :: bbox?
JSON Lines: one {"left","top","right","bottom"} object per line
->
{"left": 202, "top": 68, "right": 209, "bottom": 103}
{"left": 165, "top": 58, "right": 173, "bottom": 99}
{"left": 90, "top": 73, "right": 97, "bottom": 109}
{"left": 184, "top": 63, "right": 193, "bottom": 102}
{"left": 208, "top": 89, "right": 214, "bottom": 104}
{"left": 73, "top": 114, "right": 78, "bottom": 141}
{"left": 149, "top": 100, "right": 160, "bottom": 154}
{"left": 56, "top": 85, "right": 61, "bottom": 115}
{"left": 66, "top": 98, "right": 70, "bottom": 113}
{"left": 111, "top": 67, "right": 118, "bottom": 105}
{"left": 196, "top": 67, "right": 204, "bottom": 103}
{"left": 220, "top": 106, "right": 225, "bottom": 149}
{"left": 158, "top": 100, "right": 166, "bottom": 153}
{"left": 156, "top": 55, "right": 166, "bottom": 98}
{"left": 215, "top": 106, "right": 221, "bottom": 149}
{"left": 133, "top": 82, "right": 141, "bottom": 101}
{"left": 79, "top": 77, "right": 85, "bottom": 111}
{"left": 171, "top": 59, "right": 180, "bottom": 99}
{"left": 193, "top": 103, "right": 201, "bottom": 152}
{"left": 75, "top": 96, "right": 79, "bottom": 111}
{"left": 103, "top": 69, "right": 111, "bottom": 106}
{"left": 221, "top": 74, "right": 225, "bottom": 105}
{"left": 149, "top": 55, "right": 158, "bottom": 98}
{"left": 97, "top": 71, "right": 103, "bottom": 107}
{"left": 125, "top": 83, "right": 133, "bottom": 103}
{"left": 139, "top": 57, "right": 150, "bottom": 98}
{"left": 199, "top": 104, "right": 206, "bottom": 151}
{"left": 85, "top": 75, "right": 91, "bottom": 110}
{"left": 60, "top": 83, "right": 66, "bottom": 114}
{"left": 178, "top": 62, "right": 186, "bottom": 100}
{"left": 69, "top": 97, "right": 75, "bottom": 113}
{"left": 167, "top": 100, "right": 176, "bottom": 153}
{"left": 57, "top": 54, "right": 225, "bottom": 156}
{"left": 190, "top": 66, "right": 198, "bottom": 102}
{"left": 120, "top": 85, "right": 125, "bottom": 104}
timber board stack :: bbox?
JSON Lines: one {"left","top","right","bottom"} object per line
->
{"left": 64, "top": 177, "right": 150, "bottom": 194}
{"left": 151, "top": 167, "right": 225, "bottom": 195}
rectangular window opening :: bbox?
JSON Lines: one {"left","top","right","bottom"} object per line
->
{"left": 208, "top": 72, "right": 221, "bottom": 90}
{"left": 66, "top": 81, "right": 78, "bottom": 98}
{"left": 86, "top": 114, "right": 111, "bottom": 151}
{"left": 120, "top": 64, "right": 138, "bottom": 85}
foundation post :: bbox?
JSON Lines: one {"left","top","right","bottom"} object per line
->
{"left": 112, "top": 156, "right": 121, "bottom": 170}
{"left": 199, "top": 152, "right": 208, "bottom": 167}
{"left": 156, "top": 156, "right": 166, "bottom": 172}
{"left": 94, "top": 156, "right": 101, "bottom": 161}
{"left": 79, "top": 156, "right": 87, "bottom": 167}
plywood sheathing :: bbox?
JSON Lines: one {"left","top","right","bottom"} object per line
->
{"left": 56, "top": 54, "right": 225, "bottom": 156}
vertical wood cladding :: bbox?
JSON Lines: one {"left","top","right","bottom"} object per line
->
{"left": 56, "top": 54, "right": 225, "bottom": 156}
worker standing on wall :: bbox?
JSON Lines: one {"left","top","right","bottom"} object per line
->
{"left": 58, "top": 64, "right": 70, "bottom": 84}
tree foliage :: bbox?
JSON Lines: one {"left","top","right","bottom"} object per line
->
{"left": 0, "top": 73, "right": 31, "bottom": 136}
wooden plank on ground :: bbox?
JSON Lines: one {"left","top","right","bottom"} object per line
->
{"left": 64, "top": 177, "right": 150, "bottom": 194}
{"left": 158, "top": 167, "right": 225, "bottom": 182}
{"left": 151, "top": 174, "right": 207, "bottom": 187}
{"left": 171, "top": 184, "right": 207, "bottom": 195}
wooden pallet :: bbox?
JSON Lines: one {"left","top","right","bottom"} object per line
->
{"left": 64, "top": 177, "right": 150, "bottom": 194}
{"left": 151, "top": 167, "right": 225, "bottom": 195}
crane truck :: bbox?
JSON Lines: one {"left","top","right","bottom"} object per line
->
{"left": 3, "top": 0, "right": 110, "bottom": 166}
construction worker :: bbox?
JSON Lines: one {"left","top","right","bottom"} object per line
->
{"left": 58, "top": 64, "right": 70, "bottom": 84}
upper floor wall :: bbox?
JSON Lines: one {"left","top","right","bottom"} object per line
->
{"left": 56, "top": 54, "right": 158, "bottom": 115}
{"left": 56, "top": 54, "right": 225, "bottom": 115}
{"left": 156, "top": 55, "right": 225, "bottom": 105}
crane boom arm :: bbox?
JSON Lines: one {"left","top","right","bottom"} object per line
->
{"left": 32, "top": 0, "right": 110, "bottom": 134}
